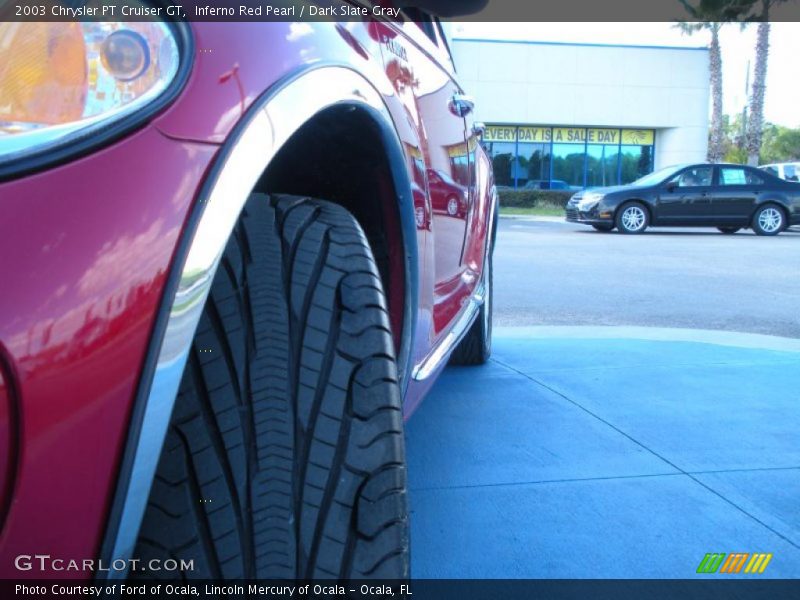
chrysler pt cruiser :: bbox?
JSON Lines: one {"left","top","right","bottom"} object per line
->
{"left": 0, "top": 0, "right": 495, "bottom": 581}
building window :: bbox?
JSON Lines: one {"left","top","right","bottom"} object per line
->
{"left": 484, "top": 141, "right": 515, "bottom": 187}
{"left": 586, "top": 144, "right": 620, "bottom": 188}
{"left": 619, "top": 145, "right": 654, "bottom": 184}
{"left": 516, "top": 142, "right": 551, "bottom": 188}
{"left": 481, "top": 125, "right": 655, "bottom": 189}
{"left": 552, "top": 143, "right": 586, "bottom": 188}
{"left": 450, "top": 154, "right": 470, "bottom": 184}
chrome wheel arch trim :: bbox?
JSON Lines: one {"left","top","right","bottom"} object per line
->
{"left": 97, "top": 65, "right": 419, "bottom": 578}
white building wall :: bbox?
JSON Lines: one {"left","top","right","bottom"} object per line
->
{"left": 654, "top": 127, "right": 709, "bottom": 169}
{"left": 451, "top": 39, "right": 710, "bottom": 167}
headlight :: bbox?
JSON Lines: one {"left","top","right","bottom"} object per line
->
{"left": 0, "top": 13, "right": 182, "bottom": 167}
{"left": 578, "top": 192, "right": 605, "bottom": 210}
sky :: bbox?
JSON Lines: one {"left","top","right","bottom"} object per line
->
{"left": 447, "top": 23, "right": 800, "bottom": 128}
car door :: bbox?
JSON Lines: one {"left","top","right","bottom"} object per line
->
{"left": 655, "top": 165, "right": 714, "bottom": 224}
{"left": 376, "top": 15, "right": 472, "bottom": 335}
{"left": 712, "top": 166, "right": 761, "bottom": 224}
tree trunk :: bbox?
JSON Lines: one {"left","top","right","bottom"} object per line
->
{"left": 707, "top": 26, "right": 724, "bottom": 162}
{"left": 746, "top": 20, "right": 770, "bottom": 166}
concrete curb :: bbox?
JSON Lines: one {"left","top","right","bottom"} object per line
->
{"left": 494, "top": 325, "right": 800, "bottom": 353}
{"left": 499, "top": 215, "right": 566, "bottom": 222}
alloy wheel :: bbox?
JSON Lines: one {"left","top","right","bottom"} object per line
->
{"left": 447, "top": 197, "right": 459, "bottom": 216}
{"left": 621, "top": 206, "right": 646, "bottom": 232}
{"left": 758, "top": 207, "right": 783, "bottom": 233}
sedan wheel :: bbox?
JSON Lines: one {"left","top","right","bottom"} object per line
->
{"left": 447, "top": 196, "right": 459, "bottom": 216}
{"left": 717, "top": 227, "right": 741, "bottom": 234}
{"left": 615, "top": 202, "right": 649, "bottom": 234}
{"left": 752, "top": 205, "right": 785, "bottom": 236}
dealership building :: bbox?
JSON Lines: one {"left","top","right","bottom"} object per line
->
{"left": 450, "top": 38, "right": 710, "bottom": 189}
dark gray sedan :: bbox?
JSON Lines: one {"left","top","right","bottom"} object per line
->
{"left": 566, "top": 163, "right": 800, "bottom": 235}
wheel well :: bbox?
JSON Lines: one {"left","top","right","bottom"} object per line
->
{"left": 254, "top": 105, "right": 407, "bottom": 353}
{"left": 752, "top": 201, "right": 787, "bottom": 221}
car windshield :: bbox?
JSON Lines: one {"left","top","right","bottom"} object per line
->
{"left": 631, "top": 165, "right": 686, "bottom": 187}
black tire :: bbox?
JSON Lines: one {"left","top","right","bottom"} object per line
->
{"left": 449, "top": 249, "right": 492, "bottom": 365}
{"left": 592, "top": 224, "right": 614, "bottom": 232}
{"left": 751, "top": 204, "right": 786, "bottom": 236}
{"left": 133, "top": 194, "right": 409, "bottom": 580}
{"left": 718, "top": 227, "right": 741, "bottom": 234}
{"left": 615, "top": 201, "right": 649, "bottom": 234}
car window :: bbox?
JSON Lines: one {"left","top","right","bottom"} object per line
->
{"left": 762, "top": 165, "right": 779, "bottom": 177}
{"left": 720, "top": 167, "right": 764, "bottom": 186}
{"left": 669, "top": 166, "right": 713, "bottom": 187}
{"left": 785, "top": 165, "right": 798, "bottom": 181}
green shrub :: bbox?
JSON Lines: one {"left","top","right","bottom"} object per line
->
{"left": 497, "top": 189, "right": 574, "bottom": 208}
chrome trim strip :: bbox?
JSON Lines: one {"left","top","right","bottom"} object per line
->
{"left": 103, "top": 66, "right": 416, "bottom": 578}
{"left": 411, "top": 279, "right": 485, "bottom": 381}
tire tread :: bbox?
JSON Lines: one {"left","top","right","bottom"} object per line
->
{"left": 133, "top": 194, "right": 409, "bottom": 580}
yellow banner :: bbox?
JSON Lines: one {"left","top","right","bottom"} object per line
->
{"left": 447, "top": 137, "right": 478, "bottom": 158}
{"left": 484, "top": 125, "right": 517, "bottom": 142}
{"left": 621, "top": 129, "right": 655, "bottom": 145}
{"left": 552, "top": 127, "right": 586, "bottom": 144}
{"left": 517, "top": 127, "right": 552, "bottom": 143}
{"left": 404, "top": 143, "right": 422, "bottom": 160}
{"left": 483, "top": 125, "right": 655, "bottom": 145}
{"left": 587, "top": 128, "right": 619, "bottom": 144}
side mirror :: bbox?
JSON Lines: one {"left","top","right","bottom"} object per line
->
{"left": 665, "top": 182, "right": 677, "bottom": 192}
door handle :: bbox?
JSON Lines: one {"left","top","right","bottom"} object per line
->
{"left": 449, "top": 93, "right": 475, "bottom": 117}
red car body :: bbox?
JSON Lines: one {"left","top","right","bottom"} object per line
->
{"left": 0, "top": 15, "right": 495, "bottom": 578}
{"left": 428, "top": 168, "right": 471, "bottom": 218}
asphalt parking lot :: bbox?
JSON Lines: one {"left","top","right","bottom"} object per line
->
{"left": 494, "top": 218, "right": 800, "bottom": 337}
{"left": 405, "top": 218, "right": 800, "bottom": 578}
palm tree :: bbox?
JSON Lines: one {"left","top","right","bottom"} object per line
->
{"left": 745, "top": 20, "right": 769, "bottom": 165}
{"left": 676, "top": 22, "right": 725, "bottom": 162}
{"left": 680, "top": 0, "right": 788, "bottom": 165}
{"left": 745, "top": 0, "right": 792, "bottom": 165}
